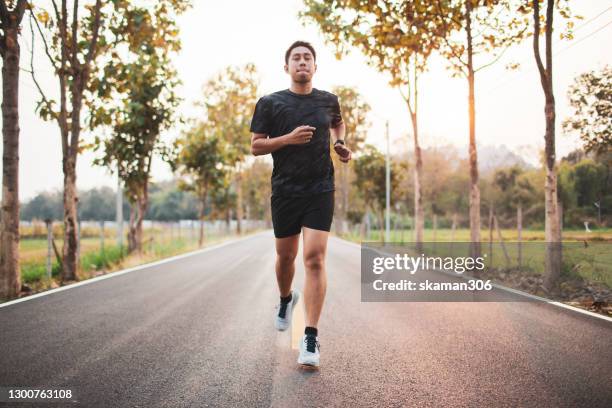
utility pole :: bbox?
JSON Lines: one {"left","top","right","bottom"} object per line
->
{"left": 385, "top": 120, "right": 390, "bottom": 243}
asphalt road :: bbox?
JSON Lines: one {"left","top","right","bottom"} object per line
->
{"left": 1, "top": 230, "right": 611, "bottom": 408}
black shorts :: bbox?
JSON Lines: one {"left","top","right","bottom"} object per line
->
{"left": 271, "top": 191, "right": 335, "bottom": 238}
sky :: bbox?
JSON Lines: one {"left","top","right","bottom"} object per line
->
{"left": 4, "top": 0, "right": 612, "bottom": 200}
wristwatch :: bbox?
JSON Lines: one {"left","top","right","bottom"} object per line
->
{"left": 334, "top": 139, "right": 345, "bottom": 146}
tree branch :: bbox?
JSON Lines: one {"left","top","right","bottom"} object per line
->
{"left": 533, "top": 0, "right": 548, "bottom": 91}
{"left": 28, "top": 16, "right": 58, "bottom": 123}
{"left": 28, "top": 9, "right": 60, "bottom": 72}
{"left": 545, "top": 0, "right": 553, "bottom": 89}
{"left": 0, "top": 0, "right": 9, "bottom": 22}
{"left": 58, "top": 0, "right": 69, "bottom": 158}
{"left": 435, "top": 0, "right": 468, "bottom": 70}
{"left": 16, "top": 0, "right": 28, "bottom": 21}
{"left": 71, "top": 0, "right": 78, "bottom": 69}
{"left": 475, "top": 25, "right": 529, "bottom": 73}
{"left": 414, "top": 54, "right": 418, "bottom": 116}
{"left": 51, "top": 0, "right": 60, "bottom": 21}
{"left": 84, "top": 0, "right": 102, "bottom": 69}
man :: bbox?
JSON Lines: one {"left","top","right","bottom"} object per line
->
{"left": 250, "top": 40, "right": 352, "bottom": 368}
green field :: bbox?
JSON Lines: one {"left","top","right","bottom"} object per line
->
{"left": 342, "top": 227, "right": 612, "bottom": 243}
{"left": 340, "top": 228, "right": 612, "bottom": 289}
{"left": 19, "top": 226, "right": 258, "bottom": 289}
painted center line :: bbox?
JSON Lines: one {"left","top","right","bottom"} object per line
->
{"left": 291, "top": 293, "right": 305, "bottom": 350}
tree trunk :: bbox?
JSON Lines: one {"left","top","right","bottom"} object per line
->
{"left": 61, "top": 156, "right": 79, "bottom": 282}
{"left": 128, "top": 184, "right": 148, "bottom": 253}
{"left": 544, "top": 166, "right": 561, "bottom": 290}
{"left": 466, "top": 0, "right": 481, "bottom": 259}
{"left": 0, "top": 22, "right": 21, "bottom": 299}
{"left": 226, "top": 205, "right": 231, "bottom": 233}
{"left": 60, "top": 70, "right": 87, "bottom": 283}
{"left": 534, "top": 0, "right": 562, "bottom": 291}
{"left": 235, "top": 165, "right": 243, "bottom": 235}
{"left": 412, "top": 112, "right": 424, "bottom": 253}
{"left": 198, "top": 190, "right": 207, "bottom": 248}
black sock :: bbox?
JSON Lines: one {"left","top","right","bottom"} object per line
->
{"left": 280, "top": 292, "right": 292, "bottom": 304}
{"left": 305, "top": 326, "right": 318, "bottom": 337}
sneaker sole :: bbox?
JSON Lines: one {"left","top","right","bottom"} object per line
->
{"left": 298, "top": 363, "right": 320, "bottom": 370}
{"left": 297, "top": 353, "right": 319, "bottom": 368}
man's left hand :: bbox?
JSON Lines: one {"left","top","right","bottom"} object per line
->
{"left": 334, "top": 143, "right": 352, "bottom": 163}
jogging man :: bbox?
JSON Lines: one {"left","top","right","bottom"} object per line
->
{"left": 250, "top": 40, "right": 352, "bottom": 368}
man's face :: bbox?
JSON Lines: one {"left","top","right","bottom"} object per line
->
{"left": 285, "top": 46, "right": 316, "bottom": 84}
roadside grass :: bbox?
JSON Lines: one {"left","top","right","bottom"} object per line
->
{"left": 340, "top": 228, "right": 612, "bottom": 289}
{"left": 18, "top": 227, "right": 264, "bottom": 293}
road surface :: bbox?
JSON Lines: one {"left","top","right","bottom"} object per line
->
{"left": 1, "top": 230, "right": 611, "bottom": 407}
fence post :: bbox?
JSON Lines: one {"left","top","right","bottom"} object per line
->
{"left": 45, "top": 219, "right": 52, "bottom": 280}
{"left": 100, "top": 220, "right": 105, "bottom": 253}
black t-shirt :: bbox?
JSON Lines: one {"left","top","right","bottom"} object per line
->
{"left": 250, "top": 88, "right": 343, "bottom": 197}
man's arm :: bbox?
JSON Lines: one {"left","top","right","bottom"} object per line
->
{"left": 251, "top": 133, "right": 287, "bottom": 156}
{"left": 331, "top": 122, "right": 352, "bottom": 163}
{"left": 251, "top": 125, "right": 316, "bottom": 156}
{"left": 330, "top": 122, "right": 346, "bottom": 144}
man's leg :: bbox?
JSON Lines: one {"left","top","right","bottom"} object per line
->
{"left": 275, "top": 233, "right": 300, "bottom": 297}
{"left": 302, "top": 226, "right": 329, "bottom": 328}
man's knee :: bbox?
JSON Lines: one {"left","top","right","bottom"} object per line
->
{"left": 304, "top": 252, "right": 325, "bottom": 273}
{"left": 277, "top": 251, "right": 297, "bottom": 265}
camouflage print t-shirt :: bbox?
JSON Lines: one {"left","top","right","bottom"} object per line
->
{"left": 249, "top": 88, "right": 343, "bottom": 197}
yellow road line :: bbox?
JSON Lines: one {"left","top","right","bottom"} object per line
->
{"left": 291, "top": 293, "right": 305, "bottom": 350}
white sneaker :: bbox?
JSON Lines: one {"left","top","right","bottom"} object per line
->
{"left": 274, "top": 290, "right": 300, "bottom": 331}
{"left": 297, "top": 334, "right": 320, "bottom": 367}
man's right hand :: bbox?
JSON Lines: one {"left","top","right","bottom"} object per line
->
{"left": 283, "top": 125, "right": 316, "bottom": 145}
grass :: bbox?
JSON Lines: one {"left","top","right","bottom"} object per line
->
{"left": 339, "top": 228, "right": 612, "bottom": 289}
{"left": 18, "top": 226, "right": 264, "bottom": 291}
{"left": 343, "top": 227, "right": 612, "bottom": 243}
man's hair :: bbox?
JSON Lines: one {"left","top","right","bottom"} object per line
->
{"left": 285, "top": 41, "right": 316, "bottom": 64}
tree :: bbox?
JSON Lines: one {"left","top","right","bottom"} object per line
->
{"left": 91, "top": 1, "right": 190, "bottom": 253}
{"left": 330, "top": 86, "right": 369, "bottom": 235}
{"left": 302, "top": 0, "right": 446, "bottom": 249}
{"left": 176, "top": 123, "right": 227, "bottom": 247}
{"left": 562, "top": 65, "right": 611, "bottom": 155}
{"left": 209, "top": 171, "right": 236, "bottom": 231}
{"left": 78, "top": 186, "right": 117, "bottom": 221}
{"left": 201, "top": 64, "right": 259, "bottom": 234}
{"left": 243, "top": 158, "right": 273, "bottom": 227}
{"left": 20, "top": 191, "right": 64, "bottom": 221}
{"left": 353, "top": 144, "right": 404, "bottom": 241}
{"left": 530, "top": 0, "right": 564, "bottom": 291}
{"left": 30, "top": 0, "right": 105, "bottom": 282}
{"left": 430, "top": 0, "right": 532, "bottom": 257}
{"left": 0, "top": 0, "right": 27, "bottom": 299}
{"left": 148, "top": 188, "right": 198, "bottom": 222}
